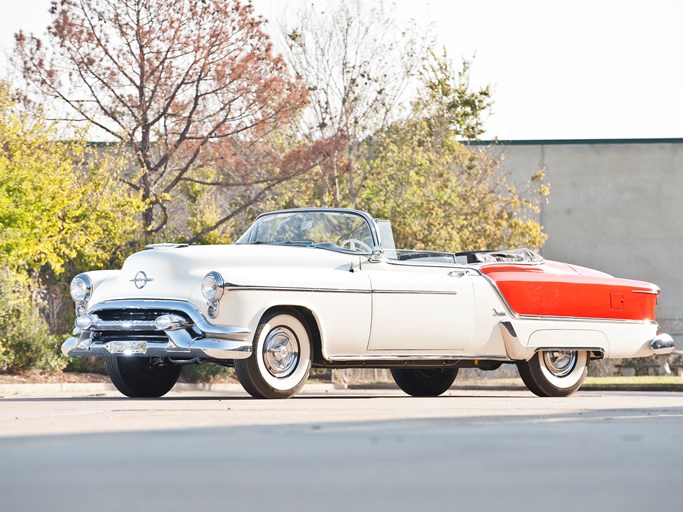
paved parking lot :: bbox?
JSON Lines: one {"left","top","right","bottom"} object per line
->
{"left": 1, "top": 389, "right": 682, "bottom": 512}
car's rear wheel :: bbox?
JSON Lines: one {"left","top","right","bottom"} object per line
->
{"left": 517, "top": 350, "right": 589, "bottom": 397}
{"left": 235, "top": 310, "right": 312, "bottom": 399}
{"left": 105, "top": 357, "right": 182, "bottom": 398}
{"left": 391, "top": 368, "right": 459, "bottom": 397}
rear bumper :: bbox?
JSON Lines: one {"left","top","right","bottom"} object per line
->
{"left": 61, "top": 299, "right": 252, "bottom": 360}
{"left": 499, "top": 319, "right": 675, "bottom": 360}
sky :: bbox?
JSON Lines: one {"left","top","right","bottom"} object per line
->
{"left": 1, "top": 0, "right": 681, "bottom": 141}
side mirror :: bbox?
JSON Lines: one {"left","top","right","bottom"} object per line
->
{"left": 368, "top": 246, "right": 384, "bottom": 263}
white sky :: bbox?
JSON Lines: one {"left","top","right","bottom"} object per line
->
{"left": 1, "top": 0, "right": 681, "bottom": 140}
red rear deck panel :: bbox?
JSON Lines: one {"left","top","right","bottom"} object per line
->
{"left": 481, "top": 262, "right": 658, "bottom": 321}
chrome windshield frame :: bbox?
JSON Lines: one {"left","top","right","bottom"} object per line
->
{"left": 236, "top": 208, "right": 382, "bottom": 253}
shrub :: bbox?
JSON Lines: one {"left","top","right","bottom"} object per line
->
{"left": 0, "top": 271, "right": 65, "bottom": 373}
{"left": 179, "top": 363, "right": 235, "bottom": 383}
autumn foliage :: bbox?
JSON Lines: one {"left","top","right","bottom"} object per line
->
{"left": 16, "top": 0, "right": 310, "bottom": 240}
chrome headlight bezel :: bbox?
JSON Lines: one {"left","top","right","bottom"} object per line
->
{"left": 70, "top": 274, "right": 93, "bottom": 303}
{"left": 201, "top": 271, "right": 225, "bottom": 302}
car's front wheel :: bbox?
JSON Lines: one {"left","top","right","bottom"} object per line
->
{"left": 391, "top": 368, "right": 459, "bottom": 397}
{"left": 235, "top": 310, "right": 312, "bottom": 399}
{"left": 105, "top": 357, "right": 182, "bottom": 398}
{"left": 517, "top": 350, "right": 589, "bottom": 397}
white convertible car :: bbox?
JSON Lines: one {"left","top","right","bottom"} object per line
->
{"left": 62, "top": 208, "right": 674, "bottom": 398}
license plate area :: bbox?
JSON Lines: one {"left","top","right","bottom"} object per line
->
{"left": 107, "top": 341, "right": 148, "bottom": 355}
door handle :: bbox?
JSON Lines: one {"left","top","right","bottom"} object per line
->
{"left": 448, "top": 270, "right": 466, "bottom": 278}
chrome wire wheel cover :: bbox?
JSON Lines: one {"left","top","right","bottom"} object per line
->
{"left": 262, "top": 326, "right": 300, "bottom": 378}
{"left": 542, "top": 350, "right": 577, "bottom": 378}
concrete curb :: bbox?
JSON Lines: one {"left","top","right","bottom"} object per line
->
{"left": 0, "top": 382, "right": 118, "bottom": 396}
{"left": 2, "top": 381, "right": 682, "bottom": 397}
{"left": 0, "top": 382, "right": 346, "bottom": 397}
{"left": 346, "top": 383, "right": 683, "bottom": 392}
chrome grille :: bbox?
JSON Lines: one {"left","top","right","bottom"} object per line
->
{"left": 94, "top": 309, "right": 191, "bottom": 323}
{"left": 95, "top": 332, "right": 168, "bottom": 343}
{"left": 87, "top": 307, "right": 194, "bottom": 345}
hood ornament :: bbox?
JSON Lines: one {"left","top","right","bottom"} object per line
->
{"left": 131, "top": 271, "right": 154, "bottom": 289}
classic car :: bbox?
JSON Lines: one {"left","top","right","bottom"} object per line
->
{"left": 62, "top": 208, "right": 675, "bottom": 399}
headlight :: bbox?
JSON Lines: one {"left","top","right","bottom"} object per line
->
{"left": 70, "top": 274, "right": 93, "bottom": 303}
{"left": 201, "top": 271, "right": 224, "bottom": 301}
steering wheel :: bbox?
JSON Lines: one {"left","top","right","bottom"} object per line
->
{"left": 341, "top": 238, "right": 373, "bottom": 253}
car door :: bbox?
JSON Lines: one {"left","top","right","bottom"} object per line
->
{"left": 361, "top": 259, "right": 475, "bottom": 351}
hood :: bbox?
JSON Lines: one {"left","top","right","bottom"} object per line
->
{"left": 88, "top": 243, "right": 360, "bottom": 305}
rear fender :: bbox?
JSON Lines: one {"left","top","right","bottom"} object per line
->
{"left": 499, "top": 321, "right": 608, "bottom": 361}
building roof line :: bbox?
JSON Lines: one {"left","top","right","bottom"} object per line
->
{"left": 464, "top": 138, "right": 683, "bottom": 146}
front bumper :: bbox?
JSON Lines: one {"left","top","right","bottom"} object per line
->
{"left": 61, "top": 299, "right": 252, "bottom": 360}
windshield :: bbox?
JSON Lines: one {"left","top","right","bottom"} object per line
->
{"left": 236, "top": 210, "right": 376, "bottom": 254}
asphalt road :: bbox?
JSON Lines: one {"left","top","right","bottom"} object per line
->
{"left": 1, "top": 388, "right": 682, "bottom": 512}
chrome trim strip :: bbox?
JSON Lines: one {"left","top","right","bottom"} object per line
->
{"left": 384, "top": 259, "right": 470, "bottom": 270}
{"left": 632, "top": 289, "right": 660, "bottom": 295}
{"left": 224, "top": 284, "right": 457, "bottom": 295}
{"left": 324, "top": 354, "right": 511, "bottom": 362}
{"left": 145, "top": 243, "right": 189, "bottom": 249}
{"left": 371, "top": 289, "right": 458, "bottom": 295}
{"left": 225, "top": 284, "right": 370, "bottom": 294}
{"left": 515, "top": 315, "right": 658, "bottom": 325}
{"left": 532, "top": 346, "right": 605, "bottom": 356}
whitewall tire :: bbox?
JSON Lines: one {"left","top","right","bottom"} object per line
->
{"left": 235, "top": 310, "right": 312, "bottom": 399}
{"left": 517, "top": 350, "right": 589, "bottom": 397}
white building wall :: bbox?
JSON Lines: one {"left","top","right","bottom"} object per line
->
{"left": 482, "top": 140, "right": 683, "bottom": 347}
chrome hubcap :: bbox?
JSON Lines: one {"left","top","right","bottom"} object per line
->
{"left": 542, "top": 350, "right": 577, "bottom": 377}
{"left": 263, "top": 327, "right": 299, "bottom": 378}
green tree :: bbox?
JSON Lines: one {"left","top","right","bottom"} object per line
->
{"left": 358, "top": 117, "right": 548, "bottom": 251}
{"left": 417, "top": 48, "right": 493, "bottom": 141}
{"left": 0, "top": 83, "right": 144, "bottom": 372}
{"left": 0, "top": 84, "right": 144, "bottom": 276}
{"left": 357, "top": 52, "right": 548, "bottom": 251}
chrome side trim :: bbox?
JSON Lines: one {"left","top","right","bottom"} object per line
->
{"left": 324, "top": 354, "right": 511, "bottom": 362}
{"left": 651, "top": 334, "right": 675, "bottom": 355}
{"left": 371, "top": 290, "right": 458, "bottom": 296}
{"left": 225, "top": 284, "right": 370, "bottom": 294}
{"left": 516, "top": 315, "right": 657, "bottom": 326}
{"left": 223, "top": 284, "right": 458, "bottom": 296}
{"left": 632, "top": 289, "right": 660, "bottom": 295}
